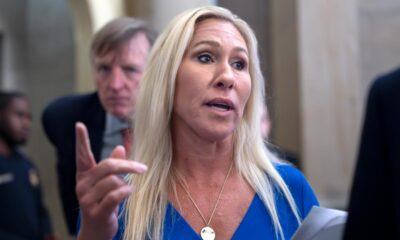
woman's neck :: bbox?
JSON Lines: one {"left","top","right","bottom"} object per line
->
{"left": 172, "top": 135, "right": 234, "bottom": 182}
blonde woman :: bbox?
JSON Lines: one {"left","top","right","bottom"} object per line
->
{"left": 75, "top": 6, "right": 318, "bottom": 240}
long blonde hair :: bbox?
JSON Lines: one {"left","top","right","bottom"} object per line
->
{"left": 124, "top": 6, "right": 301, "bottom": 240}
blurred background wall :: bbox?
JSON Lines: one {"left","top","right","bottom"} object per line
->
{"left": 0, "top": 0, "right": 399, "bottom": 239}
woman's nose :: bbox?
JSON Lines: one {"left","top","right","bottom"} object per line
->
{"left": 214, "top": 63, "right": 235, "bottom": 89}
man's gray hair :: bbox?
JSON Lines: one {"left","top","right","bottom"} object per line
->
{"left": 90, "top": 17, "right": 157, "bottom": 61}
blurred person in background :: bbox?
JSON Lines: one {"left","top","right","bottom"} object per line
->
{"left": 42, "top": 17, "right": 156, "bottom": 235}
{"left": 261, "top": 103, "right": 300, "bottom": 168}
{"left": 344, "top": 67, "right": 400, "bottom": 239}
{"left": 0, "top": 91, "right": 56, "bottom": 240}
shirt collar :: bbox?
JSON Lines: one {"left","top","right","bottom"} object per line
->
{"left": 104, "top": 113, "right": 130, "bottom": 135}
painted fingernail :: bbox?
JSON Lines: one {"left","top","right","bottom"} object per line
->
{"left": 136, "top": 163, "right": 148, "bottom": 173}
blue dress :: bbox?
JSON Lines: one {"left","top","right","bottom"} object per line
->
{"left": 113, "top": 164, "right": 318, "bottom": 240}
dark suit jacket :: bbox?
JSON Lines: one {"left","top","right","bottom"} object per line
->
{"left": 344, "top": 68, "right": 400, "bottom": 239}
{"left": 42, "top": 92, "right": 106, "bottom": 235}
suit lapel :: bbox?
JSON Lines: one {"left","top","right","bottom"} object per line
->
{"left": 82, "top": 93, "right": 106, "bottom": 163}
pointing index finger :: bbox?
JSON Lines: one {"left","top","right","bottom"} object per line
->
{"left": 76, "top": 122, "right": 96, "bottom": 172}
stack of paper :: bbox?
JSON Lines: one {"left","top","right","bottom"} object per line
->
{"left": 291, "top": 206, "right": 347, "bottom": 240}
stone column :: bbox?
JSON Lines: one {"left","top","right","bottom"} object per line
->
{"left": 87, "top": 0, "right": 125, "bottom": 31}
{"left": 297, "top": 0, "right": 362, "bottom": 208}
{"left": 269, "top": 0, "right": 301, "bottom": 156}
{"left": 27, "top": 0, "right": 74, "bottom": 239}
{"left": 358, "top": 0, "right": 400, "bottom": 96}
{"left": 69, "top": 0, "right": 126, "bottom": 93}
{"left": 127, "top": 0, "right": 214, "bottom": 31}
{"left": 69, "top": 0, "right": 93, "bottom": 92}
{"left": 0, "top": 1, "right": 27, "bottom": 90}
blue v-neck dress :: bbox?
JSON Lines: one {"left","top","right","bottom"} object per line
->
{"left": 113, "top": 164, "right": 318, "bottom": 240}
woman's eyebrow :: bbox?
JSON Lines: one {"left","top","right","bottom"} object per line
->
{"left": 192, "top": 40, "right": 248, "bottom": 55}
{"left": 193, "top": 40, "right": 220, "bottom": 48}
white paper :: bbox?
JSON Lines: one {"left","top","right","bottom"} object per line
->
{"left": 291, "top": 206, "right": 347, "bottom": 240}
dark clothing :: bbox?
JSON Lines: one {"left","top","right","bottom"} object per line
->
{"left": 42, "top": 92, "right": 106, "bottom": 235}
{"left": 344, "top": 68, "right": 400, "bottom": 239}
{"left": 0, "top": 150, "right": 53, "bottom": 240}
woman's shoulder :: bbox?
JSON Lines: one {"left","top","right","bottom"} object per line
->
{"left": 273, "top": 163, "right": 311, "bottom": 194}
{"left": 274, "top": 163, "right": 306, "bottom": 186}
{"left": 273, "top": 163, "right": 319, "bottom": 217}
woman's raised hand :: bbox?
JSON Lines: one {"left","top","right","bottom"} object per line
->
{"left": 75, "top": 122, "right": 147, "bottom": 240}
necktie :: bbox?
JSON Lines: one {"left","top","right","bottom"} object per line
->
{"left": 120, "top": 127, "right": 133, "bottom": 157}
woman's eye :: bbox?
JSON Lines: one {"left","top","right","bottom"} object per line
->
{"left": 232, "top": 61, "right": 246, "bottom": 70}
{"left": 197, "top": 54, "right": 213, "bottom": 63}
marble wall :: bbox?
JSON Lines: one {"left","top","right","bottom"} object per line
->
{"left": 359, "top": 0, "right": 400, "bottom": 98}
{"left": 0, "top": 1, "right": 27, "bottom": 90}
